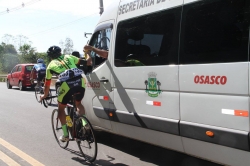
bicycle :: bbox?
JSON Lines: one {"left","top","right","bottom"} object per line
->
{"left": 41, "top": 94, "right": 98, "bottom": 162}
{"left": 31, "top": 78, "right": 52, "bottom": 105}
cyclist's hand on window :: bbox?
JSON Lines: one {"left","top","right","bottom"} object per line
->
{"left": 84, "top": 44, "right": 92, "bottom": 51}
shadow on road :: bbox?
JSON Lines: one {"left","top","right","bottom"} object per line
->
{"left": 93, "top": 131, "right": 223, "bottom": 166}
{"left": 93, "top": 155, "right": 129, "bottom": 166}
{"left": 66, "top": 142, "right": 131, "bottom": 166}
{"left": 71, "top": 155, "right": 129, "bottom": 166}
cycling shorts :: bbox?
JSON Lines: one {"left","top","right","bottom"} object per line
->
{"left": 57, "top": 75, "right": 85, "bottom": 105}
{"left": 37, "top": 70, "right": 46, "bottom": 81}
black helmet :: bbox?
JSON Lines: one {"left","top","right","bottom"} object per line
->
{"left": 47, "top": 46, "right": 61, "bottom": 59}
{"left": 71, "top": 51, "right": 80, "bottom": 58}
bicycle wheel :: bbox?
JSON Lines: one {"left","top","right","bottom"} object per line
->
{"left": 45, "top": 89, "right": 52, "bottom": 105}
{"left": 51, "top": 109, "right": 69, "bottom": 149}
{"left": 34, "top": 86, "right": 41, "bottom": 103}
{"left": 76, "top": 116, "right": 97, "bottom": 162}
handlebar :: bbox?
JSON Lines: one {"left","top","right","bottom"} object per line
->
{"left": 41, "top": 95, "right": 57, "bottom": 108}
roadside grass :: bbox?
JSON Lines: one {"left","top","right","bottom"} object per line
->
{"left": 0, "top": 78, "right": 6, "bottom": 82}
{"left": 0, "top": 73, "right": 7, "bottom": 82}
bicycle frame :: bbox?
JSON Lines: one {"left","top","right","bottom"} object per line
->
{"left": 65, "top": 96, "right": 78, "bottom": 140}
{"left": 42, "top": 94, "right": 97, "bottom": 162}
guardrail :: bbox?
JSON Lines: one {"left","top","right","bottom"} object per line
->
{"left": 0, "top": 75, "right": 6, "bottom": 82}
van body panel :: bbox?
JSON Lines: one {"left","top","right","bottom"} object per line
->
{"left": 111, "top": 121, "right": 184, "bottom": 153}
{"left": 83, "top": 73, "right": 112, "bottom": 130}
{"left": 179, "top": 63, "right": 248, "bottom": 95}
{"left": 94, "top": 107, "right": 180, "bottom": 135}
{"left": 112, "top": 66, "right": 178, "bottom": 90}
{"left": 113, "top": 89, "right": 179, "bottom": 119}
{"left": 180, "top": 93, "right": 249, "bottom": 131}
{"left": 184, "top": 0, "right": 199, "bottom": 5}
{"left": 182, "top": 137, "right": 250, "bottom": 166}
{"left": 118, "top": 0, "right": 183, "bottom": 22}
{"left": 180, "top": 121, "right": 250, "bottom": 151}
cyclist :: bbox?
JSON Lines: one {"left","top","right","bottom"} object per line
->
{"left": 40, "top": 46, "right": 92, "bottom": 142}
{"left": 30, "top": 58, "right": 46, "bottom": 92}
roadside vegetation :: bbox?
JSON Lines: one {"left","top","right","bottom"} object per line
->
{"left": 0, "top": 34, "right": 74, "bottom": 74}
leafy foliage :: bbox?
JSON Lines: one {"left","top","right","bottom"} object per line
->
{"left": 18, "top": 44, "right": 37, "bottom": 63}
{"left": 0, "top": 34, "right": 74, "bottom": 74}
{"left": 0, "top": 42, "right": 19, "bottom": 73}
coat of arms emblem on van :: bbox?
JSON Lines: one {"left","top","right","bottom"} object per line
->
{"left": 145, "top": 72, "right": 161, "bottom": 98}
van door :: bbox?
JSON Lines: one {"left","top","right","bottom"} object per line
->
{"left": 110, "top": 0, "right": 183, "bottom": 150}
{"left": 83, "top": 21, "right": 114, "bottom": 131}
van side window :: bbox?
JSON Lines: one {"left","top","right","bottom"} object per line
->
{"left": 180, "top": 0, "right": 250, "bottom": 64}
{"left": 89, "top": 28, "right": 111, "bottom": 68}
{"left": 115, "top": 7, "right": 181, "bottom": 67}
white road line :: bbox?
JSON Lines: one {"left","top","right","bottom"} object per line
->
{"left": 0, "top": 138, "right": 44, "bottom": 166}
{"left": 0, "top": 150, "right": 21, "bottom": 166}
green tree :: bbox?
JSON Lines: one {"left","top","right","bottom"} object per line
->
{"left": 0, "top": 42, "right": 19, "bottom": 73}
{"left": 36, "top": 52, "right": 50, "bottom": 65}
{"left": 3, "top": 53, "right": 19, "bottom": 72}
{"left": 2, "top": 43, "right": 17, "bottom": 54}
{"left": 0, "top": 44, "right": 4, "bottom": 73}
{"left": 18, "top": 44, "right": 36, "bottom": 63}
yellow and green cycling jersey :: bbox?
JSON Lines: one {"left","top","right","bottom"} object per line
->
{"left": 46, "top": 54, "right": 80, "bottom": 80}
{"left": 45, "top": 54, "right": 86, "bottom": 104}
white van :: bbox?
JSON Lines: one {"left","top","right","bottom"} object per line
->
{"left": 83, "top": 0, "right": 250, "bottom": 165}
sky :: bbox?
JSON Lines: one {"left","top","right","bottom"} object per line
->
{"left": 0, "top": 0, "right": 114, "bottom": 53}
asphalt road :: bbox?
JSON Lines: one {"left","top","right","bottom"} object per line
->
{"left": 0, "top": 82, "right": 223, "bottom": 166}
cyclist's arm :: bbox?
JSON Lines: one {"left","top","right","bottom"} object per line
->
{"left": 92, "top": 47, "right": 108, "bottom": 59}
{"left": 84, "top": 45, "right": 108, "bottom": 58}
{"left": 70, "top": 54, "right": 92, "bottom": 66}
{"left": 43, "top": 81, "right": 50, "bottom": 98}
{"left": 78, "top": 57, "right": 92, "bottom": 66}
{"left": 43, "top": 68, "right": 52, "bottom": 98}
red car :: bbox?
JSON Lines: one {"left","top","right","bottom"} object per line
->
{"left": 6, "top": 64, "right": 37, "bottom": 90}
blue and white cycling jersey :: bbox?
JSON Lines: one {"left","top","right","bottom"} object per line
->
{"left": 33, "top": 63, "right": 46, "bottom": 72}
